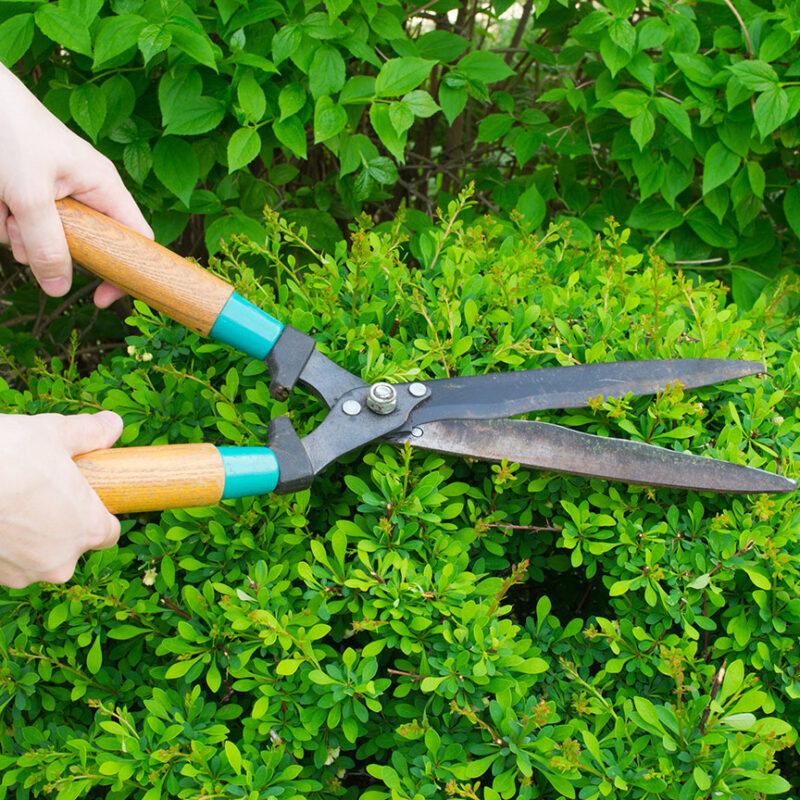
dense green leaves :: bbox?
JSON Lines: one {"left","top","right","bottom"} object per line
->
{"left": 7, "top": 0, "right": 800, "bottom": 283}
{"left": 0, "top": 206, "right": 797, "bottom": 797}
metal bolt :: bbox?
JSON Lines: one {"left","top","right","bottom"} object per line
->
{"left": 367, "top": 382, "right": 397, "bottom": 415}
{"left": 411, "top": 426, "right": 423, "bottom": 438}
{"left": 342, "top": 400, "right": 362, "bottom": 416}
{"left": 408, "top": 382, "right": 427, "bottom": 397}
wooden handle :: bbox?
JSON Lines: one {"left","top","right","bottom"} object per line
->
{"left": 57, "top": 198, "right": 234, "bottom": 335}
{"left": 75, "top": 444, "right": 226, "bottom": 513}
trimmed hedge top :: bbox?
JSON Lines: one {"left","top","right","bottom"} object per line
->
{"left": 1, "top": 201, "right": 798, "bottom": 798}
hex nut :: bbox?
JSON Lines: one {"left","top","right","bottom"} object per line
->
{"left": 367, "top": 382, "right": 397, "bottom": 415}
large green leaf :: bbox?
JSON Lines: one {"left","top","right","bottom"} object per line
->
{"left": 93, "top": 14, "right": 146, "bottom": 69}
{"left": 227, "top": 128, "right": 261, "bottom": 172}
{"left": 69, "top": 83, "right": 107, "bottom": 142}
{"left": 654, "top": 97, "right": 692, "bottom": 140}
{"left": 702, "top": 142, "right": 740, "bottom": 195}
{"left": 0, "top": 14, "right": 34, "bottom": 67}
{"left": 273, "top": 116, "right": 308, "bottom": 159}
{"left": 314, "top": 96, "right": 348, "bottom": 142}
{"left": 457, "top": 50, "right": 514, "bottom": 83}
{"left": 375, "top": 58, "right": 435, "bottom": 97}
{"left": 237, "top": 71, "right": 266, "bottom": 124}
{"left": 309, "top": 45, "right": 346, "bottom": 98}
{"left": 34, "top": 5, "right": 92, "bottom": 55}
{"left": 369, "top": 103, "right": 406, "bottom": 161}
{"left": 152, "top": 136, "right": 199, "bottom": 205}
{"left": 754, "top": 86, "right": 788, "bottom": 140}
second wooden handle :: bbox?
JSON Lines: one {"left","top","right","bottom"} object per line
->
{"left": 75, "top": 443, "right": 226, "bottom": 514}
{"left": 57, "top": 198, "right": 234, "bottom": 335}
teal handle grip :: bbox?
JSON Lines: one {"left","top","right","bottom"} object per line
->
{"left": 210, "top": 293, "right": 284, "bottom": 360}
{"left": 218, "top": 447, "right": 280, "bottom": 499}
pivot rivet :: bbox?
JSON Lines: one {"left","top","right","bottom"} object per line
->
{"left": 367, "top": 382, "right": 397, "bottom": 415}
{"left": 408, "top": 382, "right": 427, "bottom": 397}
{"left": 342, "top": 400, "right": 362, "bottom": 416}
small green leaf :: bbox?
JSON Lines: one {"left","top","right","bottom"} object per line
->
{"left": 272, "top": 24, "right": 301, "bottom": 63}
{"left": 225, "top": 741, "right": 242, "bottom": 774}
{"left": 389, "top": 101, "right": 415, "bottom": 135}
{"left": 402, "top": 90, "right": 439, "bottom": 118}
{"left": 167, "top": 18, "right": 218, "bottom": 71}
{"left": 516, "top": 184, "right": 546, "bottom": 228}
{"left": 476, "top": 113, "right": 514, "bottom": 143}
{"left": 138, "top": 22, "right": 172, "bottom": 63}
{"left": 276, "top": 659, "right": 302, "bottom": 676}
{"left": 439, "top": 84, "right": 467, "bottom": 125}
{"left": 86, "top": 636, "right": 103, "bottom": 675}
{"left": 783, "top": 184, "right": 800, "bottom": 239}
{"left": 370, "top": 103, "right": 406, "bottom": 161}
{"left": 727, "top": 60, "right": 778, "bottom": 91}
{"left": 654, "top": 97, "right": 692, "bottom": 140}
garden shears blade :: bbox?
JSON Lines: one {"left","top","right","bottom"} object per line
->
{"left": 56, "top": 199, "right": 797, "bottom": 514}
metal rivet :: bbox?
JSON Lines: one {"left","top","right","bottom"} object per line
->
{"left": 342, "top": 400, "right": 362, "bottom": 416}
{"left": 411, "top": 427, "right": 423, "bottom": 438}
{"left": 408, "top": 382, "right": 427, "bottom": 397}
{"left": 367, "top": 382, "right": 397, "bottom": 415}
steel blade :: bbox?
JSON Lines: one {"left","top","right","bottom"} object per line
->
{"left": 405, "top": 359, "right": 764, "bottom": 426}
{"left": 387, "top": 419, "right": 796, "bottom": 494}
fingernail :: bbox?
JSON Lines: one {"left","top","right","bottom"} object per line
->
{"left": 41, "top": 278, "right": 69, "bottom": 296}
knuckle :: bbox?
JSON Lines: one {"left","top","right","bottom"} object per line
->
{"left": 30, "top": 249, "right": 68, "bottom": 272}
{"left": 42, "top": 564, "right": 77, "bottom": 585}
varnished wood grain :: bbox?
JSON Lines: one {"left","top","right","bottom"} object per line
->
{"left": 75, "top": 444, "right": 226, "bottom": 513}
{"left": 57, "top": 198, "right": 234, "bottom": 335}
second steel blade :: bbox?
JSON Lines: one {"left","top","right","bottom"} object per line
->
{"left": 386, "top": 419, "right": 796, "bottom": 494}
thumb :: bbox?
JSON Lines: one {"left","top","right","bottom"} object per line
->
{"left": 54, "top": 411, "right": 124, "bottom": 456}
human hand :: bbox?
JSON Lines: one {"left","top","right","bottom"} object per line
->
{"left": 0, "top": 64, "right": 153, "bottom": 308}
{"left": 0, "top": 411, "right": 123, "bottom": 588}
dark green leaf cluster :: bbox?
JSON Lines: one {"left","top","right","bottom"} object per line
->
{"left": 4, "top": 0, "right": 800, "bottom": 299}
{"left": 1, "top": 203, "right": 798, "bottom": 798}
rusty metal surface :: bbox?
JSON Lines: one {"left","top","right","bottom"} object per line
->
{"left": 387, "top": 418, "right": 796, "bottom": 494}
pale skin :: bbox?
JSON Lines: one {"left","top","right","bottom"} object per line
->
{"left": 0, "top": 64, "right": 153, "bottom": 588}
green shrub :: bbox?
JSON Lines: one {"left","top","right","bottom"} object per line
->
{"left": 1, "top": 200, "right": 798, "bottom": 798}
{"left": 4, "top": 0, "right": 800, "bottom": 301}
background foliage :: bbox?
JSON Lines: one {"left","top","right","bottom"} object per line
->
{"left": 1, "top": 203, "right": 800, "bottom": 797}
{"left": 3, "top": 0, "right": 800, "bottom": 305}
{"left": 1, "top": 0, "right": 800, "bottom": 797}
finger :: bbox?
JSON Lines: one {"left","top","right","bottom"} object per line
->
{"left": 52, "top": 410, "right": 124, "bottom": 457}
{"left": 6, "top": 216, "right": 29, "bottom": 265}
{"left": 0, "top": 201, "right": 9, "bottom": 244}
{"left": 93, "top": 281, "right": 125, "bottom": 308}
{"left": 8, "top": 193, "right": 72, "bottom": 295}
{"left": 83, "top": 497, "right": 121, "bottom": 550}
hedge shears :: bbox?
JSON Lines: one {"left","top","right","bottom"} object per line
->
{"left": 54, "top": 199, "right": 796, "bottom": 513}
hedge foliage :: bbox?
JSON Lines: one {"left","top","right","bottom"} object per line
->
{"left": 1, "top": 200, "right": 799, "bottom": 797}
{"left": 3, "top": 0, "right": 800, "bottom": 302}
